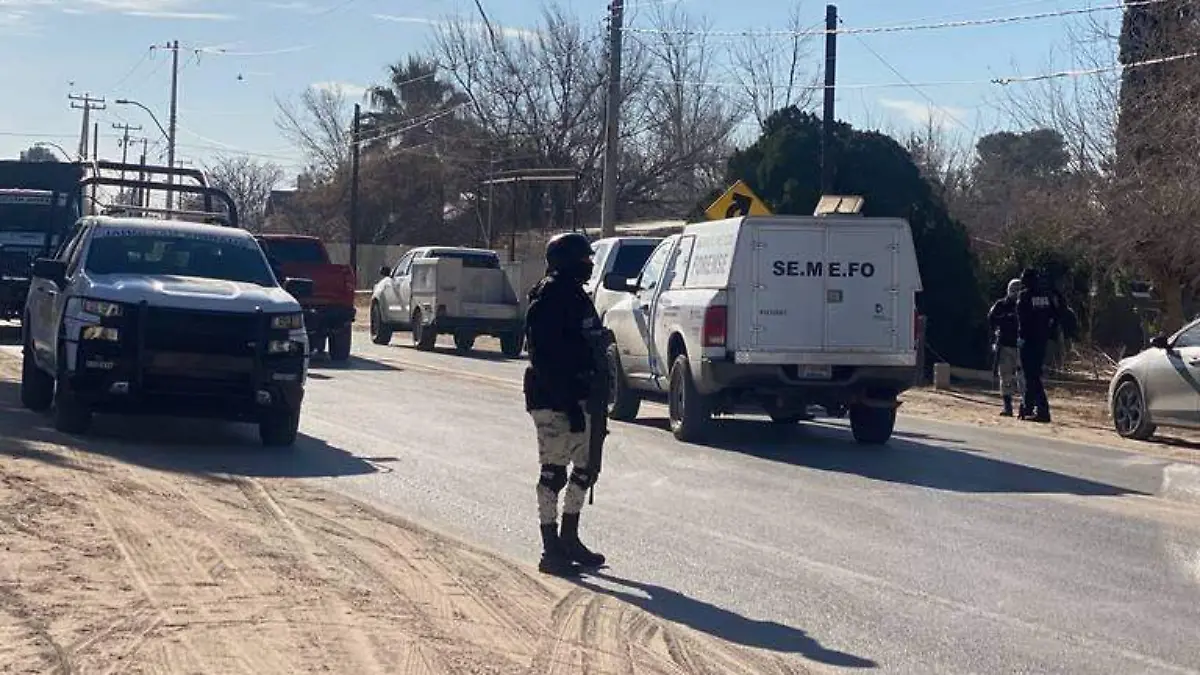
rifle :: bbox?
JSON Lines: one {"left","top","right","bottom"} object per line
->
{"left": 584, "top": 327, "right": 615, "bottom": 504}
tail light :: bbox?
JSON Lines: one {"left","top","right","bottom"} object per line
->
{"left": 703, "top": 305, "right": 727, "bottom": 347}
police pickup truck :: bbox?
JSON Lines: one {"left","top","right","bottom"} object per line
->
{"left": 20, "top": 215, "right": 313, "bottom": 447}
{"left": 601, "top": 214, "right": 923, "bottom": 444}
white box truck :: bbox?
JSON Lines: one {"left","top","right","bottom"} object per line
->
{"left": 601, "top": 214, "right": 923, "bottom": 444}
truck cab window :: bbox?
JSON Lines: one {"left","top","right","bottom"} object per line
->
{"left": 637, "top": 240, "right": 674, "bottom": 292}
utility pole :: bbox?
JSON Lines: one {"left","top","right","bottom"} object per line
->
{"left": 138, "top": 139, "right": 149, "bottom": 208}
{"left": 158, "top": 39, "right": 181, "bottom": 215}
{"left": 113, "top": 123, "right": 143, "bottom": 179}
{"left": 69, "top": 93, "right": 106, "bottom": 160}
{"left": 91, "top": 122, "right": 100, "bottom": 210}
{"left": 820, "top": 4, "right": 838, "bottom": 195}
{"left": 599, "top": 0, "right": 624, "bottom": 237}
{"left": 349, "top": 104, "right": 362, "bottom": 275}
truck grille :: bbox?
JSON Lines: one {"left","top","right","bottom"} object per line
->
{"left": 140, "top": 307, "right": 263, "bottom": 356}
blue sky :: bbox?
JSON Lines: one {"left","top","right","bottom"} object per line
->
{"left": 0, "top": 0, "right": 1119, "bottom": 183}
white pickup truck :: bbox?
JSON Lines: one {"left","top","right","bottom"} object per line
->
{"left": 369, "top": 246, "right": 524, "bottom": 357}
{"left": 601, "top": 214, "right": 923, "bottom": 444}
{"left": 584, "top": 236, "right": 662, "bottom": 318}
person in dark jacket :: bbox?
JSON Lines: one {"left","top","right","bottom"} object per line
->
{"left": 523, "top": 232, "right": 607, "bottom": 577}
{"left": 1016, "top": 267, "right": 1061, "bottom": 423}
{"left": 988, "top": 278, "right": 1024, "bottom": 417}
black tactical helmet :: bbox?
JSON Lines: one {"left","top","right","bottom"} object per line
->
{"left": 545, "top": 231, "right": 593, "bottom": 271}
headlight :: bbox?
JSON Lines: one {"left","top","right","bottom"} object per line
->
{"left": 82, "top": 326, "right": 120, "bottom": 341}
{"left": 82, "top": 299, "right": 122, "bottom": 318}
{"left": 267, "top": 339, "right": 301, "bottom": 354}
{"left": 270, "top": 313, "right": 304, "bottom": 330}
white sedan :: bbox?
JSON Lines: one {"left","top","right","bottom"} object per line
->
{"left": 1109, "top": 317, "right": 1200, "bottom": 440}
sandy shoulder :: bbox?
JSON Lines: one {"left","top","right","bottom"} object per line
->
{"left": 900, "top": 383, "right": 1200, "bottom": 464}
{"left": 0, "top": 354, "right": 804, "bottom": 675}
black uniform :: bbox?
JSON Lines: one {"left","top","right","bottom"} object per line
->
{"left": 523, "top": 232, "right": 606, "bottom": 577}
{"left": 524, "top": 274, "right": 598, "bottom": 419}
{"left": 1016, "top": 270, "right": 1060, "bottom": 421}
{"left": 987, "top": 296, "right": 1020, "bottom": 349}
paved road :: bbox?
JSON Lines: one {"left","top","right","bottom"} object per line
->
{"left": 6, "top": 330, "right": 1200, "bottom": 674}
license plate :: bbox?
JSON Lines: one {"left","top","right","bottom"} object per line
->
{"left": 796, "top": 364, "right": 832, "bottom": 380}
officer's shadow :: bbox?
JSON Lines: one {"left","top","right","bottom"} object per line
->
{"left": 571, "top": 571, "right": 877, "bottom": 668}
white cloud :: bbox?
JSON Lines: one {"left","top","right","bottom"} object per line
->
{"left": 373, "top": 13, "right": 540, "bottom": 41}
{"left": 266, "top": 1, "right": 321, "bottom": 13}
{"left": 311, "top": 81, "right": 368, "bottom": 98}
{"left": 878, "top": 98, "right": 969, "bottom": 129}
{"left": 123, "top": 10, "right": 235, "bottom": 20}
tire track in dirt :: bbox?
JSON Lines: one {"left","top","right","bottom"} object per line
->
{"left": 0, "top": 584, "right": 73, "bottom": 675}
{"left": 233, "top": 478, "right": 396, "bottom": 675}
{"left": 253, "top": 482, "right": 524, "bottom": 675}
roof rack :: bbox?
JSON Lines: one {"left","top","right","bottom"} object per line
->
{"left": 78, "top": 174, "right": 239, "bottom": 228}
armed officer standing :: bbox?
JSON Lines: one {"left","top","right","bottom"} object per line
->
{"left": 1016, "top": 267, "right": 1061, "bottom": 423}
{"left": 523, "top": 232, "right": 607, "bottom": 577}
{"left": 988, "top": 278, "right": 1024, "bottom": 417}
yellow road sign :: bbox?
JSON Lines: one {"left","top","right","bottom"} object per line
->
{"left": 704, "top": 180, "right": 773, "bottom": 221}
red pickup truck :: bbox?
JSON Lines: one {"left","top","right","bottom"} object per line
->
{"left": 256, "top": 234, "right": 356, "bottom": 362}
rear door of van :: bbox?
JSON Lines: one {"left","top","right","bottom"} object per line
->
{"left": 738, "top": 217, "right": 915, "bottom": 362}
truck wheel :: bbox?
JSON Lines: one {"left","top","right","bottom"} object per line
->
{"left": 849, "top": 404, "right": 896, "bottom": 445}
{"left": 412, "top": 310, "right": 437, "bottom": 351}
{"left": 260, "top": 409, "right": 301, "bottom": 447}
{"left": 21, "top": 345, "right": 53, "bottom": 412}
{"left": 499, "top": 332, "right": 523, "bottom": 358}
{"left": 668, "top": 354, "right": 712, "bottom": 442}
{"left": 454, "top": 332, "right": 476, "bottom": 353}
{"left": 607, "top": 344, "right": 641, "bottom": 422}
{"left": 53, "top": 370, "right": 92, "bottom": 435}
{"left": 370, "top": 303, "right": 393, "bottom": 346}
{"left": 328, "top": 327, "right": 352, "bottom": 362}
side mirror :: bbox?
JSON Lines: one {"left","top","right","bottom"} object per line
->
{"left": 379, "top": 265, "right": 391, "bottom": 278}
{"left": 284, "top": 277, "right": 315, "bottom": 299}
{"left": 32, "top": 258, "right": 66, "bottom": 286}
{"left": 1150, "top": 335, "right": 1171, "bottom": 350}
{"left": 602, "top": 273, "right": 638, "bottom": 293}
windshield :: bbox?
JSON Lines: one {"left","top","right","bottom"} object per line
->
{"left": 85, "top": 231, "right": 277, "bottom": 286}
{"left": 427, "top": 250, "right": 501, "bottom": 269}
{"left": 259, "top": 238, "right": 328, "bottom": 264}
{"left": 611, "top": 243, "right": 657, "bottom": 278}
{"left": 0, "top": 203, "right": 64, "bottom": 232}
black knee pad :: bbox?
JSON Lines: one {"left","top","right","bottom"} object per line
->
{"left": 539, "top": 464, "right": 567, "bottom": 492}
{"left": 569, "top": 467, "right": 595, "bottom": 489}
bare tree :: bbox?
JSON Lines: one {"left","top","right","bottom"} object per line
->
{"left": 274, "top": 86, "right": 355, "bottom": 180}
{"left": 727, "top": 2, "right": 819, "bottom": 131}
{"left": 203, "top": 155, "right": 286, "bottom": 232}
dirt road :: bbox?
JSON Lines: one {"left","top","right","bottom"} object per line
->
{"left": 0, "top": 354, "right": 802, "bottom": 675}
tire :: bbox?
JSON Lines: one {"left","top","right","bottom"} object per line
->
{"left": 412, "top": 310, "right": 437, "bottom": 351}
{"left": 606, "top": 343, "right": 641, "bottom": 422}
{"left": 454, "top": 331, "right": 476, "bottom": 354}
{"left": 849, "top": 404, "right": 896, "bottom": 445}
{"left": 53, "top": 367, "right": 92, "bottom": 435}
{"left": 667, "top": 354, "right": 712, "bottom": 442}
{"left": 369, "top": 303, "right": 393, "bottom": 346}
{"left": 1112, "top": 379, "right": 1155, "bottom": 440}
{"left": 20, "top": 345, "right": 53, "bottom": 412}
{"left": 260, "top": 409, "right": 301, "bottom": 447}
{"left": 499, "top": 332, "right": 523, "bottom": 358}
{"left": 328, "top": 327, "right": 352, "bottom": 362}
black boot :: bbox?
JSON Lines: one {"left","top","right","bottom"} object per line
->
{"left": 560, "top": 513, "right": 606, "bottom": 568}
{"left": 1000, "top": 396, "right": 1013, "bottom": 417}
{"left": 538, "top": 523, "right": 579, "bottom": 577}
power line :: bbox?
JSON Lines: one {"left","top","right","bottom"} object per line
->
{"left": 842, "top": 17, "right": 971, "bottom": 130}
{"left": 624, "top": 0, "right": 1171, "bottom": 38}
{"left": 634, "top": 47, "right": 1200, "bottom": 91}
